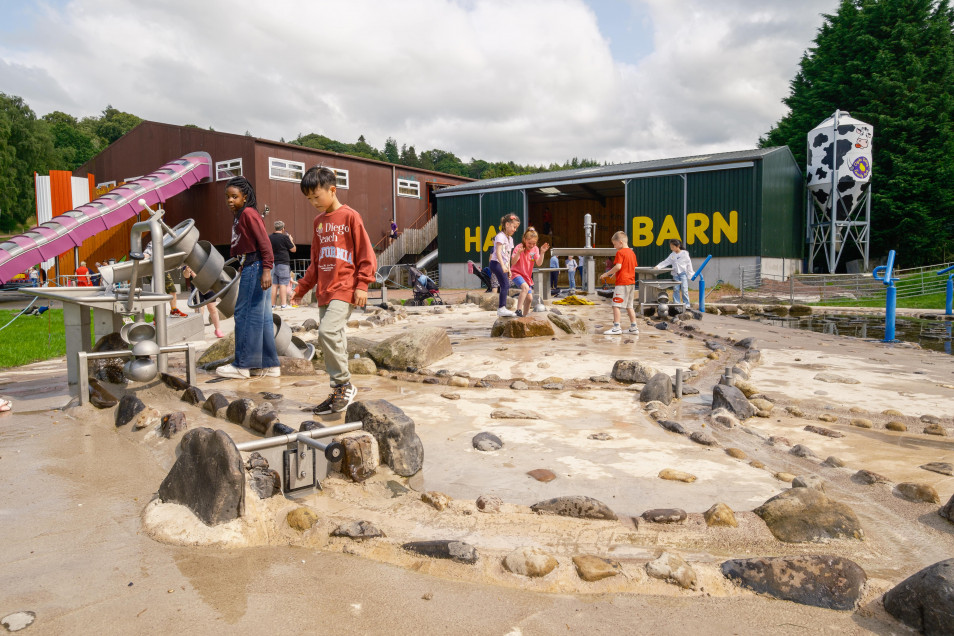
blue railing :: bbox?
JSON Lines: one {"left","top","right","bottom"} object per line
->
{"left": 938, "top": 263, "right": 954, "bottom": 316}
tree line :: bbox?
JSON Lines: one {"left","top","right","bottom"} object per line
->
{"left": 761, "top": 0, "right": 954, "bottom": 266}
{"left": 0, "top": 94, "right": 141, "bottom": 232}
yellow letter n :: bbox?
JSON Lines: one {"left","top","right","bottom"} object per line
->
{"left": 712, "top": 211, "right": 738, "bottom": 244}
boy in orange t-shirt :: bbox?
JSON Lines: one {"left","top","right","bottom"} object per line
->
{"left": 599, "top": 231, "right": 639, "bottom": 335}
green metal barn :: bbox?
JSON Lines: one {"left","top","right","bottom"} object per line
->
{"left": 435, "top": 147, "right": 804, "bottom": 289}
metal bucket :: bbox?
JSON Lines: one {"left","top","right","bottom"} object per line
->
{"left": 272, "top": 314, "right": 293, "bottom": 354}
{"left": 121, "top": 320, "right": 157, "bottom": 345}
{"left": 188, "top": 240, "right": 225, "bottom": 291}
{"left": 123, "top": 356, "right": 158, "bottom": 382}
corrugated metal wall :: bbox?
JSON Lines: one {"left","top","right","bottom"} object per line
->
{"left": 437, "top": 194, "right": 480, "bottom": 265}
{"left": 759, "top": 148, "right": 805, "bottom": 258}
{"left": 627, "top": 168, "right": 756, "bottom": 266}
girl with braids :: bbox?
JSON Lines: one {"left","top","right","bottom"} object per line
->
{"left": 216, "top": 177, "right": 280, "bottom": 379}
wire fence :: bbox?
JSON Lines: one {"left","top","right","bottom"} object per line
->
{"left": 736, "top": 261, "right": 953, "bottom": 304}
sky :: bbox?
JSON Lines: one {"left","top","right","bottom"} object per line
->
{"left": 0, "top": 0, "right": 839, "bottom": 166}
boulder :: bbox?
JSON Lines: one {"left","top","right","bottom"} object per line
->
{"left": 180, "top": 386, "right": 206, "bottom": 406}
{"left": 711, "top": 384, "right": 758, "bottom": 420}
{"left": 704, "top": 502, "right": 738, "bottom": 527}
{"left": 202, "top": 392, "right": 229, "bottom": 416}
{"left": 896, "top": 482, "right": 940, "bottom": 504}
{"left": 226, "top": 398, "right": 255, "bottom": 427}
{"left": 160, "top": 373, "right": 190, "bottom": 391}
{"left": 792, "top": 475, "right": 826, "bottom": 492}
{"left": 853, "top": 469, "right": 890, "bottom": 485}
{"left": 347, "top": 336, "right": 379, "bottom": 359}
{"left": 157, "top": 427, "right": 244, "bottom": 526}
{"left": 722, "top": 556, "right": 867, "bottom": 611}
{"left": 546, "top": 313, "right": 587, "bottom": 334}
{"left": 659, "top": 420, "right": 688, "bottom": 435}
{"left": 115, "top": 394, "right": 146, "bottom": 427}
{"left": 160, "top": 411, "right": 188, "bottom": 438}
{"left": 249, "top": 404, "right": 278, "bottom": 435}
{"left": 287, "top": 507, "right": 319, "bottom": 532}
{"left": 346, "top": 400, "right": 424, "bottom": 476}
{"left": 491, "top": 316, "right": 556, "bottom": 338}
{"left": 572, "top": 555, "right": 620, "bottom": 582}
{"left": 197, "top": 332, "right": 235, "bottom": 365}
{"left": 279, "top": 356, "right": 315, "bottom": 376}
{"left": 402, "top": 540, "right": 478, "bottom": 564}
{"left": 789, "top": 444, "right": 818, "bottom": 459}
{"left": 640, "top": 373, "right": 673, "bottom": 405}
{"left": 503, "top": 547, "right": 558, "bottom": 578}
{"left": 883, "top": 559, "right": 954, "bottom": 634}
{"left": 611, "top": 360, "right": 659, "bottom": 384}
{"left": 368, "top": 327, "right": 453, "bottom": 369}
{"left": 331, "top": 521, "right": 384, "bottom": 540}
{"left": 335, "top": 431, "right": 378, "bottom": 483}
{"left": 247, "top": 464, "right": 281, "bottom": 499}
{"left": 689, "top": 431, "right": 718, "bottom": 446}
{"left": 348, "top": 357, "right": 378, "bottom": 375}
{"left": 754, "top": 487, "right": 864, "bottom": 543}
{"left": 646, "top": 552, "right": 696, "bottom": 589}
{"left": 472, "top": 432, "right": 503, "bottom": 451}
{"left": 659, "top": 468, "right": 696, "bottom": 483}
{"left": 641, "top": 508, "right": 687, "bottom": 524}
{"left": 530, "top": 496, "right": 617, "bottom": 520}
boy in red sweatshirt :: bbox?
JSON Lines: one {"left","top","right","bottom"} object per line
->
{"left": 292, "top": 166, "right": 377, "bottom": 414}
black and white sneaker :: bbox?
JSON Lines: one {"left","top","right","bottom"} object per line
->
{"left": 313, "top": 383, "right": 358, "bottom": 414}
{"left": 514, "top": 309, "right": 523, "bottom": 317}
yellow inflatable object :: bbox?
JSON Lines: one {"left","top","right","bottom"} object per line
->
{"left": 552, "top": 295, "right": 595, "bottom": 305}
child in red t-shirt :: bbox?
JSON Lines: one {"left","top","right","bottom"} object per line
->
{"left": 509, "top": 227, "right": 549, "bottom": 317}
{"left": 599, "top": 231, "right": 639, "bottom": 335}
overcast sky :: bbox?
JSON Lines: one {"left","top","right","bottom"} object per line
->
{"left": 0, "top": 0, "right": 838, "bottom": 166}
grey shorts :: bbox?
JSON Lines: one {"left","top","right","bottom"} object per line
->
{"left": 272, "top": 263, "right": 291, "bottom": 285}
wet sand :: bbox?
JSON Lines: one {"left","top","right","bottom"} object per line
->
{"left": 2, "top": 298, "right": 953, "bottom": 633}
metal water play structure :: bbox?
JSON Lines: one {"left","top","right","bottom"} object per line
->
{"left": 873, "top": 249, "right": 898, "bottom": 342}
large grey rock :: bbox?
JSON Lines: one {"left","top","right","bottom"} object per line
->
{"left": 347, "top": 336, "right": 379, "bottom": 359}
{"left": 883, "top": 559, "right": 954, "bottom": 635}
{"left": 472, "top": 432, "right": 503, "bottom": 451}
{"left": 180, "top": 386, "right": 205, "bottom": 406}
{"left": 157, "top": 427, "right": 245, "bottom": 525}
{"left": 368, "top": 326, "right": 452, "bottom": 369}
{"left": 646, "top": 552, "right": 697, "bottom": 589}
{"left": 722, "top": 556, "right": 867, "bottom": 611}
{"left": 940, "top": 493, "right": 954, "bottom": 523}
{"left": 503, "top": 547, "right": 558, "bottom": 577}
{"left": 530, "top": 496, "right": 617, "bottom": 520}
{"left": 202, "top": 392, "right": 229, "bottom": 416}
{"left": 159, "top": 411, "right": 188, "bottom": 438}
{"left": 754, "top": 487, "right": 864, "bottom": 543}
{"left": 640, "top": 373, "right": 673, "bottom": 404}
{"left": 115, "top": 394, "right": 145, "bottom": 427}
{"left": 611, "top": 360, "right": 658, "bottom": 384}
{"left": 345, "top": 400, "right": 424, "bottom": 476}
{"left": 712, "top": 384, "right": 758, "bottom": 420}
{"left": 402, "top": 540, "right": 477, "bottom": 564}
{"left": 547, "top": 312, "right": 587, "bottom": 334}
{"left": 332, "top": 521, "right": 385, "bottom": 540}
{"left": 226, "top": 398, "right": 255, "bottom": 426}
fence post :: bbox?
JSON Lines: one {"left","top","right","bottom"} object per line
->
{"left": 790, "top": 274, "right": 794, "bottom": 304}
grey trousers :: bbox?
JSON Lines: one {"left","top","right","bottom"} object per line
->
{"left": 318, "top": 299, "right": 352, "bottom": 386}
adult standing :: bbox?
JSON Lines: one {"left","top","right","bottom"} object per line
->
{"left": 269, "top": 220, "right": 296, "bottom": 309}
{"left": 75, "top": 261, "right": 92, "bottom": 286}
{"left": 549, "top": 253, "right": 560, "bottom": 295}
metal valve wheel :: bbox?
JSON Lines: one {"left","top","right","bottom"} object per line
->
{"left": 324, "top": 442, "right": 345, "bottom": 463}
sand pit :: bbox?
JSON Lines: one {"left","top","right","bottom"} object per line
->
{"left": 4, "top": 298, "right": 954, "bottom": 630}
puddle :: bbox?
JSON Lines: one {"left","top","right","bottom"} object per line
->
{"left": 757, "top": 314, "right": 953, "bottom": 354}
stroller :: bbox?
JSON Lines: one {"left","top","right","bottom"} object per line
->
{"left": 407, "top": 266, "right": 444, "bottom": 306}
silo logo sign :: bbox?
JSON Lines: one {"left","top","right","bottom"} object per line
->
{"left": 631, "top": 211, "right": 738, "bottom": 247}
{"left": 849, "top": 157, "right": 870, "bottom": 179}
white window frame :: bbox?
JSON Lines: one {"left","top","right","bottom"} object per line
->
{"left": 215, "top": 158, "right": 243, "bottom": 181}
{"left": 397, "top": 178, "right": 421, "bottom": 198}
{"left": 329, "top": 167, "right": 349, "bottom": 189}
{"left": 269, "top": 157, "right": 305, "bottom": 182}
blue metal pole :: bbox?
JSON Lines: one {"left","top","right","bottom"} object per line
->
{"left": 938, "top": 265, "right": 954, "bottom": 315}
{"left": 699, "top": 276, "right": 706, "bottom": 313}
{"left": 885, "top": 285, "right": 897, "bottom": 342}
{"left": 691, "top": 255, "right": 712, "bottom": 311}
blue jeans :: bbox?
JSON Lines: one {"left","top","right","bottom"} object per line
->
{"left": 675, "top": 273, "right": 691, "bottom": 306}
{"left": 568, "top": 269, "right": 576, "bottom": 290}
{"left": 234, "top": 260, "right": 279, "bottom": 369}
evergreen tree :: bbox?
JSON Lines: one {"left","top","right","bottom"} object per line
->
{"left": 0, "top": 94, "right": 56, "bottom": 231}
{"left": 383, "top": 137, "right": 399, "bottom": 163}
{"left": 762, "top": 0, "right": 954, "bottom": 264}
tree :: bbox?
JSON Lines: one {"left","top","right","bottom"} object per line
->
{"left": 0, "top": 94, "right": 57, "bottom": 231}
{"left": 93, "top": 105, "right": 142, "bottom": 144}
{"left": 761, "top": 0, "right": 954, "bottom": 265}
{"left": 383, "top": 137, "right": 399, "bottom": 163}
{"left": 42, "top": 110, "right": 98, "bottom": 169}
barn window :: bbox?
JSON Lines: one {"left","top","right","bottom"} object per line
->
{"left": 269, "top": 158, "right": 305, "bottom": 182}
{"left": 216, "top": 158, "right": 243, "bottom": 180}
{"left": 397, "top": 178, "right": 420, "bottom": 198}
{"left": 326, "top": 167, "right": 349, "bottom": 189}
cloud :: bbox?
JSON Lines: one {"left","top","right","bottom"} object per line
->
{"left": 0, "top": 0, "right": 837, "bottom": 165}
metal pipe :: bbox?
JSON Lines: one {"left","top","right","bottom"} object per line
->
{"left": 234, "top": 421, "right": 362, "bottom": 452}
{"left": 674, "top": 368, "right": 683, "bottom": 398}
